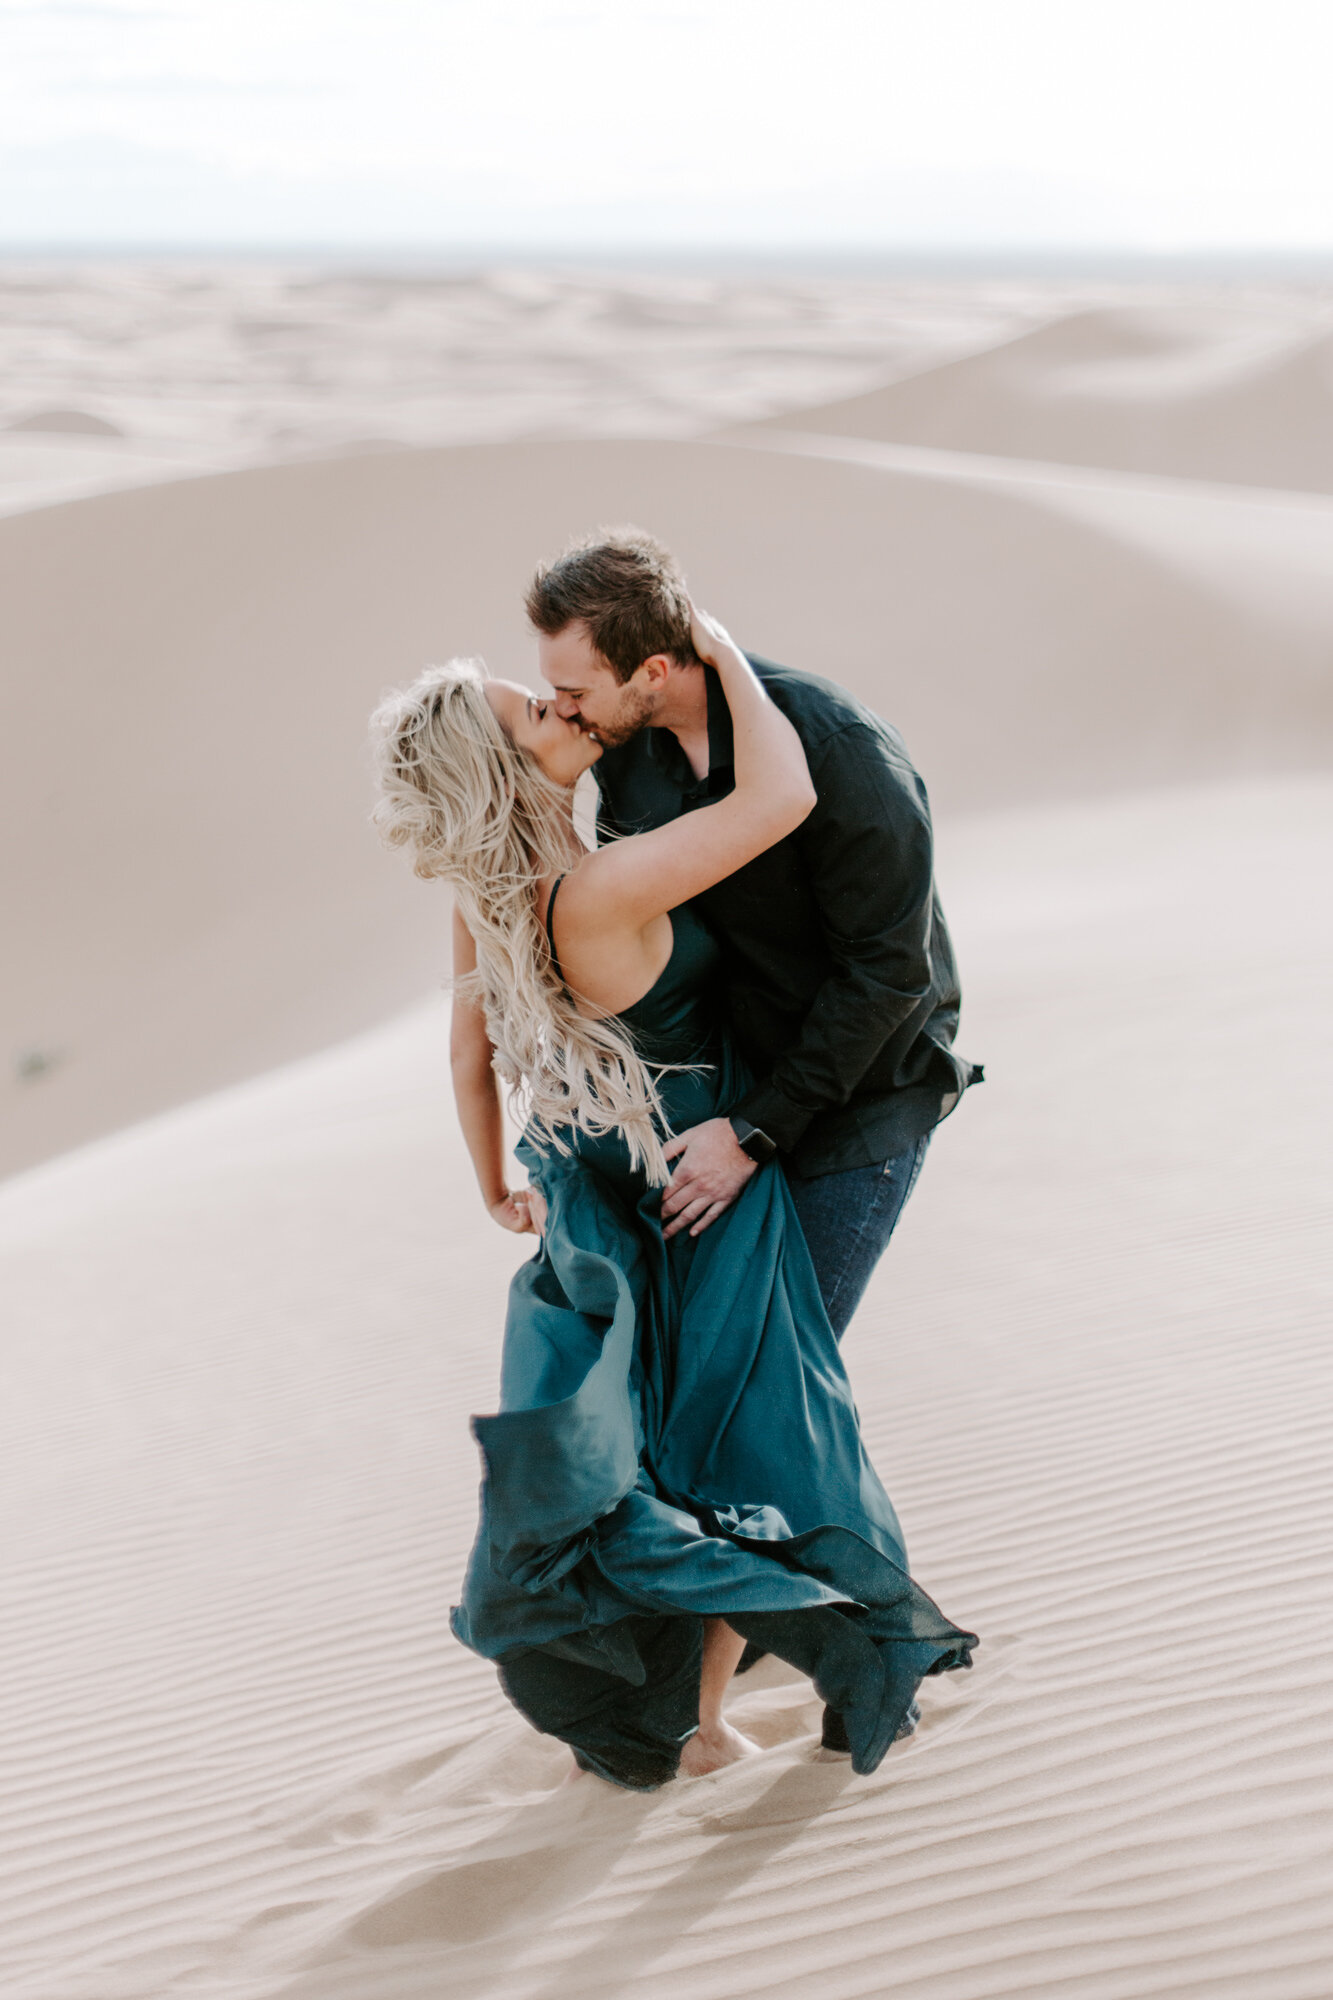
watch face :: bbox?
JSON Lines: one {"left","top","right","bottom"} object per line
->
{"left": 729, "top": 1117, "right": 775, "bottom": 1165}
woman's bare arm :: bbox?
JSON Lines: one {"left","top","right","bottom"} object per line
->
{"left": 560, "top": 608, "right": 815, "bottom": 939}
{"left": 450, "top": 907, "right": 543, "bottom": 1234}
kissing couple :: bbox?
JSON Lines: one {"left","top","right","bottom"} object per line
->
{"left": 372, "top": 529, "right": 982, "bottom": 1787}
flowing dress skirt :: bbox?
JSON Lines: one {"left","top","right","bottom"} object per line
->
{"left": 452, "top": 1032, "right": 978, "bottom": 1789}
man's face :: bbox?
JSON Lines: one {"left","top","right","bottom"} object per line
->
{"left": 537, "top": 621, "right": 664, "bottom": 748}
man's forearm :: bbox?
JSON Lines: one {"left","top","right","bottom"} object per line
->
{"left": 733, "top": 958, "right": 932, "bottom": 1153}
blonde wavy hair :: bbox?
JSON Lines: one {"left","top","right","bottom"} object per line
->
{"left": 370, "top": 658, "right": 671, "bottom": 1183}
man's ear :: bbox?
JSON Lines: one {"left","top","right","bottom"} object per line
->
{"left": 637, "top": 653, "right": 674, "bottom": 690}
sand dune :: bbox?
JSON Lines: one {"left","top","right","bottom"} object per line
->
{"left": 4, "top": 274, "right": 1333, "bottom": 1999}
{"left": 6, "top": 433, "right": 1332, "bottom": 1180}
{"left": 4, "top": 408, "right": 124, "bottom": 436}
{"left": 745, "top": 303, "right": 1333, "bottom": 493}
{"left": 2, "top": 776, "right": 1329, "bottom": 2000}
{"left": 0, "top": 431, "right": 242, "bottom": 516}
{"left": 0, "top": 262, "right": 1068, "bottom": 515}
{"left": 0, "top": 264, "right": 1085, "bottom": 519}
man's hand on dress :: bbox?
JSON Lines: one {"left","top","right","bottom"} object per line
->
{"left": 660, "top": 1119, "right": 757, "bottom": 1239}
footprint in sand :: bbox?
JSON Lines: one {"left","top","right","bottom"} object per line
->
{"left": 281, "top": 1719, "right": 606, "bottom": 1849}
{"left": 331, "top": 1839, "right": 619, "bottom": 1951}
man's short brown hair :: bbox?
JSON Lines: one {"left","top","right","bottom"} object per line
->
{"left": 524, "top": 528, "right": 701, "bottom": 684}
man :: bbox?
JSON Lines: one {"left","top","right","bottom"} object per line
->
{"left": 529, "top": 528, "right": 981, "bottom": 1341}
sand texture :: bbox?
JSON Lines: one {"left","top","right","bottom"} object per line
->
{"left": 2, "top": 270, "right": 1332, "bottom": 1999}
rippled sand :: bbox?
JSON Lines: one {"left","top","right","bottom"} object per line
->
{"left": 2, "top": 267, "right": 1331, "bottom": 2000}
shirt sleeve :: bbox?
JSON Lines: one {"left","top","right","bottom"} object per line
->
{"left": 733, "top": 724, "right": 939, "bottom": 1152}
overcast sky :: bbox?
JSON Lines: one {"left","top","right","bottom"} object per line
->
{"left": 2, "top": 0, "right": 1332, "bottom": 253}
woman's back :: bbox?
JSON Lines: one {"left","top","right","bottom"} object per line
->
{"left": 543, "top": 882, "right": 734, "bottom": 1188}
{"left": 545, "top": 878, "right": 721, "bottom": 1060}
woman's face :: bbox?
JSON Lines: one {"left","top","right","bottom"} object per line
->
{"left": 484, "top": 679, "right": 603, "bottom": 787}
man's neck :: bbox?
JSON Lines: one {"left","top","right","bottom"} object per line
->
{"left": 653, "top": 662, "right": 710, "bottom": 781}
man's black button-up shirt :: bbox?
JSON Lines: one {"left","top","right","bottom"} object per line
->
{"left": 594, "top": 657, "right": 981, "bottom": 1178}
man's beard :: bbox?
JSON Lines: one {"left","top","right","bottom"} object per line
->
{"left": 585, "top": 681, "right": 655, "bottom": 749}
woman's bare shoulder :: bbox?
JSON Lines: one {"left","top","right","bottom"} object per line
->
{"left": 547, "top": 852, "right": 671, "bottom": 1013}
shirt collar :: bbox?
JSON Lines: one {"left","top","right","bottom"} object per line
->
{"left": 705, "top": 666, "right": 735, "bottom": 776}
{"left": 644, "top": 668, "right": 734, "bottom": 794}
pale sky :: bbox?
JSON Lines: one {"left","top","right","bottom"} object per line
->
{"left": 2, "top": 0, "right": 1332, "bottom": 252}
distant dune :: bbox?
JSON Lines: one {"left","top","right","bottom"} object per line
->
{"left": 3, "top": 407, "right": 123, "bottom": 436}
{"left": 4, "top": 434, "right": 1332, "bottom": 1178}
{"left": 744, "top": 304, "right": 1333, "bottom": 493}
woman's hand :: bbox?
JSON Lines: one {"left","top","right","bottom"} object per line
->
{"left": 689, "top": 600, "right": 744, "bottom": 671}
{"left": 488, "top": 1186, "right": 548, "bottom": 1236}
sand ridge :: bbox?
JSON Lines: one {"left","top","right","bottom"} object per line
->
{"left": 742, "top": 300, "right": 1333, "bottom": 494}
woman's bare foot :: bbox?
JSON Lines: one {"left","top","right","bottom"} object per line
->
{"left": 678, "top": 1719, "right": 761, "bottom": 1778}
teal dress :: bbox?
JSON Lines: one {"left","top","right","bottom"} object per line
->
{"left": 451, "top": 891, "right": 978, "bottom": 1788}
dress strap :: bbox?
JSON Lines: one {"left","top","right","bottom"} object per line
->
{"left": 544, "top": 874, "right": 566, "bottom": 979}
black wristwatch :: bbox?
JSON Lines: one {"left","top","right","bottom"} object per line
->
{"left": 728, "top": 1116, "right": 778, "bottom": 1166}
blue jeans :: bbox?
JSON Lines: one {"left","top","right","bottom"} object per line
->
{"left": 784, "top": 1134, "right": 931, "bottom": 1340}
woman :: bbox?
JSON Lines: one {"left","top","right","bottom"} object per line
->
{"left": 371, "top": 609, "right": 977, "bottom": 1788}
